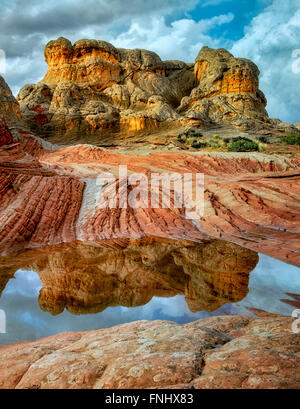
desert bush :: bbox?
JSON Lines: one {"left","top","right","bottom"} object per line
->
{"left": 258, "top": 135, "right": 270, "bottom": 143}
{"left": 191, "top": 139, "right": 207, "bottom": 148}
{"left": 227, "top": 137, "right": 259, "bottom": 152}
{"left": 178, "top": 128, "right": 203, "bottom": 143}
{"left": 258, "top": 142, "right": 267, "bottom": 152}
{"left": 280, "top": 133, "right": 300, "bottom": 146}
{"left": 208, "top": 139, "right": 222, "bottom": 148}
{"left": 207, "top": 135, "right": 226, "bottom": 148}
{"left": 178, "top": 133, "right": 187, "bottom": 143}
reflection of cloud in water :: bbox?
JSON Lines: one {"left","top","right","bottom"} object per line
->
{"left": 233, "top": 254, "right": 300, "bottom": 316}
{"left": 0, "top": 255, "right": 299, "bottom": 345}
{"left": 4, "top": 269, "right": 41, "bottom": 298}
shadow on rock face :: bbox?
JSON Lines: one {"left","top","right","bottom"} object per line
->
{"left": 0, "top": 237, "right": 258, "bottom": 315}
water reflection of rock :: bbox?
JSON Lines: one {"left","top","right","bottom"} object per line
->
{"left": 0, "top": 237, "right": 258, "bottom": 315}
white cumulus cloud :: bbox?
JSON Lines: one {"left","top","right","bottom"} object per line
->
{"left": 231, "top": 0, "right": 300, "bottom": 123}
{"left": 107, "top": 13, "right": 234, "bottom": 62}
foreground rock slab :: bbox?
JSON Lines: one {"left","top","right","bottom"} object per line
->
{"left": 0, "top": 315, "right": 299, "bottom": 389}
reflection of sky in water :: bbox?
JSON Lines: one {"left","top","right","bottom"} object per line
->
{"left": 0, "top": 254, "right": 299, "bottom": 345}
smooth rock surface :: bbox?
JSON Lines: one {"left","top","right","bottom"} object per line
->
{"left": 0, "top": 315, "right": 298, "bottom": 389}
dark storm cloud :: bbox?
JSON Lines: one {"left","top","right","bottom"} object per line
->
{"left": 0, "top": 0, "right": 198, "bottom": 93}
{"left": 0, "top": 0, "right": 197, "bottom": 37}
{"left": 231, "top": 0, "right": 300, "bottom": 123}
{"left": 0, "top": 33, "right": 45, "bottom": 58}
{"left": 0, "top": 0, "right": 199, "bottom": 60}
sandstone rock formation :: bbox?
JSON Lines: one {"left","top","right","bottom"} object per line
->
{"left": 17, "top": 37, "right": 193, "bottom": 142}
{"left": 1, "top": 135, "right": 300, "bottom": 264}
{"left": 178, "top": 47, "right": 268, "bottom": 129}
{"left": 0, "top": 315, "right": 299, "bottom": 389}
{"left": 39, "top": 144, "right": 300, "bottom": 265}
{"left": 0, "top": 76, "right": 24, "bottom": 129}
{"left": 1, "top": 77, "right": 300, "bottom": 265}
{"left": 17, "top": 38, "right": 296, "bottom": 144}
{"left": 0, "top": 239, "right": 258, "bottom": 315}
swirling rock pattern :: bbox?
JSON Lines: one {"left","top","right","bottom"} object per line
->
{"left": 0, "top": 170, "right": 84, "bottom": 254}
{"left": 37, "top": 145, "right": 300, "bottom": 266}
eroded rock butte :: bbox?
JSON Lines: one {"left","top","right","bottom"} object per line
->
{"left": 16, "top": 38, "right": 296, "bottom": 143}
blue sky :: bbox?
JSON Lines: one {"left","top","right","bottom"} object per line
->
{"left": 0, "top": 0, "right": 299, "bottom": 123}
{"left": 173, "top": 0, "right": 272, "bottom": 40}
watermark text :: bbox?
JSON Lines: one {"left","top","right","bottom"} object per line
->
{"left": 292, "top": 309, "right": 300, "bottom": 334}
{"left": 0, "top": 309, "right": 6, "bottom": 334}
{"left": 96, "top": 166, "right": 204, "bottom": 220}
{"left": 0, "top": 49, "right": 6, "bottom": 75}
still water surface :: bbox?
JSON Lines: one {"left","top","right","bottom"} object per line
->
{"left": 0, "top": 252, "right": 299, "bottom": 346}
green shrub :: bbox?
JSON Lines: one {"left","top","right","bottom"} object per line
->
{"left": 227, "top": 137, "right": 259, "bottom": 152}
{"left": 230, "top": 136, "right": 244, "bottom": 143}
{"left": 206, "top": 136, "right": 226, "bottom": 148}
{"left": 183, "top": 134, "right": 205, "bottom": 148}
{"left": 258, "top": 142, "right": 267, "bottom": 152}
{"left": 177, "top": 128, "right": 203, "bottom": 142}
{"left": 185, "top": 137, "right": 194, "bottom": 146}
{"left": 191, "top": 140, "right": 207, "bottom": 149}
{"left": 258, "top": 135, "right": 269, "bottom": 144}
{"left": 280, "top": 133, "right": 300, "bottom": 146}
{"left": 177, "top": 133, "right": 187, "bottom": 143}
{"left": 208, "top": 139, "right": 222, "bottom": 148}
